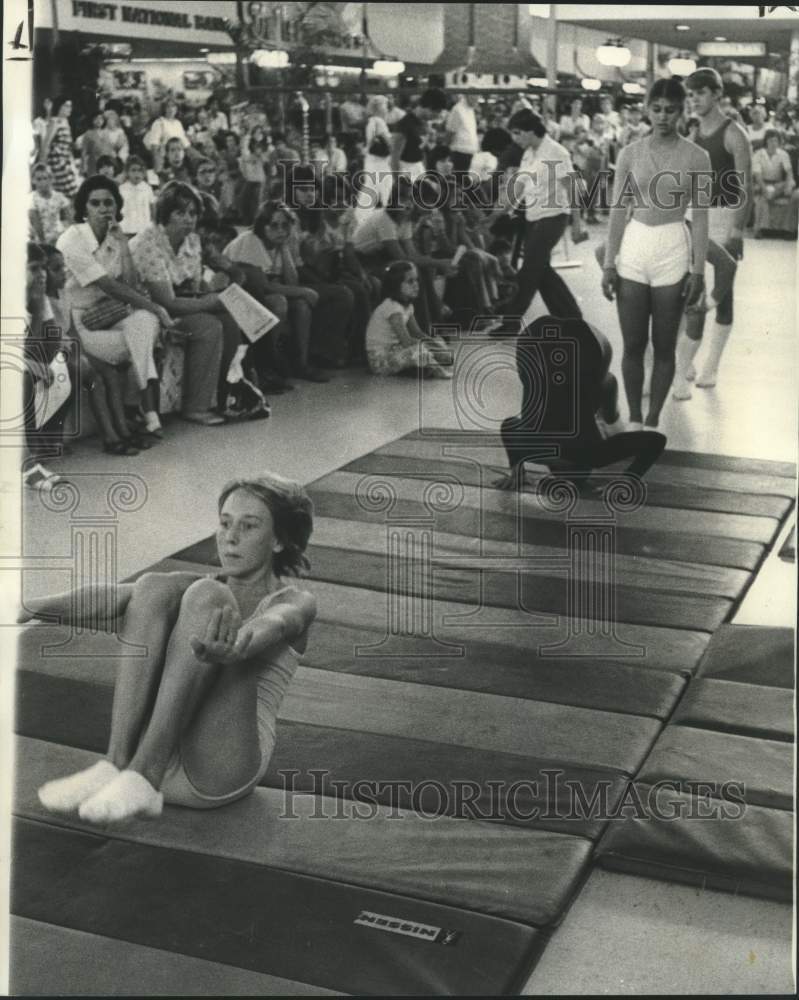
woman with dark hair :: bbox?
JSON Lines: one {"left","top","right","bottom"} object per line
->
{"left": 601, "top": 77, "right": 711, "bottom": 429}
{"left": 224, "top": 201, "right": 328, "bottom": 382}
{"left": 28, "top": 473, "right": 317, "bottom": 825}
{"left": 130, "top": 181, "right": 241, "bottom": 424}
{"left": 42, "top": 97, "right": 78, "bottom": 198}
{"left": 56, "top": 176, "right": 170, "bottom": 450}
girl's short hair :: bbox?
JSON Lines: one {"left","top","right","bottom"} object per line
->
{"left": 126, "top": 154, "right": 146, "bottom": 171}
{"left": 155, "top": 181, "right": 203, "bottom": 225}
{"left": 96, "top": 154, "right": 117, "bottom": 172}
{"left": 252, "top": 201, "right": 294, "bottom": 241}
{"left": 73, "top": 175, "right": 124, "bottom": 223}
{"left": 764, "top": 128, "right": 781, "bottom": 144}
{"left": 217, "top": 474, "right": 314, "bottom": 578}
{"left": 381, "top": 260, "right": 415, "bottom": 302}
{"left": 647, "top": 78, "right": 687, "bottom": 106}
{"left": 31, "top": 162, "right": 51, "bottom": 177}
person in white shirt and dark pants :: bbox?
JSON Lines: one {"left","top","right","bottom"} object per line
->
{"left": 445, "top": 93, "right": 480, "bottom": 178}
{"left": 494, "top": 109, "right": 582, "bottom": 334}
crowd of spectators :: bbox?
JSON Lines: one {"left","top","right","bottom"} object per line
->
{"left": 23, "top": 83, "right": 799, "bottom": 492}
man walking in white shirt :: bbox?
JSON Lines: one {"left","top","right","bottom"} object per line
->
{"left": 445, "top": 93, "right": 480, "bottom": 177}
{"left": 493, "top": 109, "right": 582, "bottom": 334}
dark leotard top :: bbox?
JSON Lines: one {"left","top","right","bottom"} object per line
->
{"left": 693, "top": 119, "right": 742, "bottom": 208}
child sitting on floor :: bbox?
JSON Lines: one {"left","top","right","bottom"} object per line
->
{"left": 365, "top": 261, "right": 453, "bottom": 378}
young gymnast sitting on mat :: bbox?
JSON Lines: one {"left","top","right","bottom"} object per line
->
{"left": 23, "top": 473, "right": 317, "bottom": 824}
{"left": 495, "top": 315, "right": 667, "bottom": 492}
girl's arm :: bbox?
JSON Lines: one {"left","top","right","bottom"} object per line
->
{"left": 190, "top": 589, "right": 317, "bottom": 665}
{"left": 92, "top": 273, "right": 174, "bottom": 326}
{"left": 29, "top": 208, "right": 45, "bottom": 242}
{"left": 142, "top": 277, "right": 220, "bottom": 316}
{"left": 387, "top": 311, "right": 416, "bottom": 348}
{"left": 602, "top": 145, "right": 632, "bottom": 270}
{"left": 19, "top": 583, "right": 134, "bottom": 625}
{"left": 406, "top": 313, "right": 427, "bottom": 341}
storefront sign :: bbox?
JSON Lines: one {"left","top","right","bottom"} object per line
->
{"left": 696, "top": 41, "right": 768, "bottom": 57}
{"left": 38, "top": 0, "right": 239, "bottom": 46}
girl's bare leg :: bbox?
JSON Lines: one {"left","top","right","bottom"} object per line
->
{"left": 79, "top": 579, "right": 248, "bottom": 823}
{"left": 36, "top": 572, "right": 192, "bottom": 814}
{"left": 616, "top": 277, "right": 651, "bottom": 425}
{"left": 647, "top": 279, "right": 686, "bottom": 426}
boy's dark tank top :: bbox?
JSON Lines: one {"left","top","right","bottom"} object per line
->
{"left": 693, "top": 118, "right": 740, "bottom": 207}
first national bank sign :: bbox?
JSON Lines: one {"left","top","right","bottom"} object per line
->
{"left": 45, "top": 0, "right": 239, "bottom": 45}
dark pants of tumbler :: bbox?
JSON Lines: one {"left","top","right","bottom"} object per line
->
{"left": 508, "top": 214, "right": 582, "bottom": 321}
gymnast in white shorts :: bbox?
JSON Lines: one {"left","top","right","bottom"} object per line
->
{"left": 602, "top": 77, "right": 711, "bottom": 429}
{"left": 25, "top": 473, "right": 317, "bottom": 823}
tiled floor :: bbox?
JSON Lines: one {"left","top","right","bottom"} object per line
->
{"left": 8, "top": 226, "right": 797, "bottom": 994}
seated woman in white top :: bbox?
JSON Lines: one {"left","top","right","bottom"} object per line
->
{"left": 56, "top": 176, "right": 172, "bottom": 452}
{"left": 30, "top": 473, "right": 317, "bottom": 824}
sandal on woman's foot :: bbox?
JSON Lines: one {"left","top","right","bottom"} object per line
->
{"left": 23, "top": 463, "right": 62, "bottom": 493}
{"left": 103, "top": 440, "right": 140, "bottom": 456}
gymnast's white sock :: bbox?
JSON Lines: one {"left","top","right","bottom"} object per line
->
{"left": 38, "top": 760, "right": 119, "bottom": 814}
{"left": 673, "top": 334, "right": 702, "bottom": 401}
{"left": 78, "top": 769, "right": 163, "bottom": 824}
{"left": 696, "top": 322, "right": 732, "bottom": 388}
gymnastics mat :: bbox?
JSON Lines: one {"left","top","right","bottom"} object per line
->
{"left": 10, "top": 916, "right": 341, "bottom": 997}
{"left": 695, "top": 625, "right": 795, "bottom": 688}
{"left": 12, "top": 817, "right": 544, "bottom": 996}
{"left": 636, "top": 725, "right": 793, "bottom": 811}
{"left": 595, "top": 784, "right": 793, "bottom": 901}
{"left": 134, "top": 563, "right": 713, "bottom": 677}
{"left": 172, "top": 534, "right": 733, "bottom": 632}
{"left": 16, "top": 737, "right": 594, "bottom": 929}
{"left": 671, "top": 678, "right": 794, "bottom": 742}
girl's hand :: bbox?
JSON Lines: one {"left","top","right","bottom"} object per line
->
{"left": 601, "top": 266, "right": 618, "bottom": 302}
{"left": 150, "top": 303, "right": 176, "bottom": 329}
{"left": 683, "top": 273, "right": 705, "bottom": 308}
{"left": 190, "top": 606, "right": 254, "bottom": 665}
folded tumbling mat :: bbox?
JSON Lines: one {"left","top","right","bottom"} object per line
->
{"left": 14, "top": 631, "right": 640, "bottom": 839}
{"left": 695, "top": 625, "right": 795, "bottom": 688}
{"left": 12, "top": 817, "right": 544, "bottom": 996}
{"left": 13, "top": 430, "right": 797, "bottom": 992}
{"left": 11, "top": 917, "right": 341, "bottom": 997}
{"left": 596, "top": 783, "right": 793, "bottom": 901}
{"left": 16, "top": 738, "right": 594, "bottom": 929}
{"left": 672, "top": 678, "right": 794, "bottom": 742}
